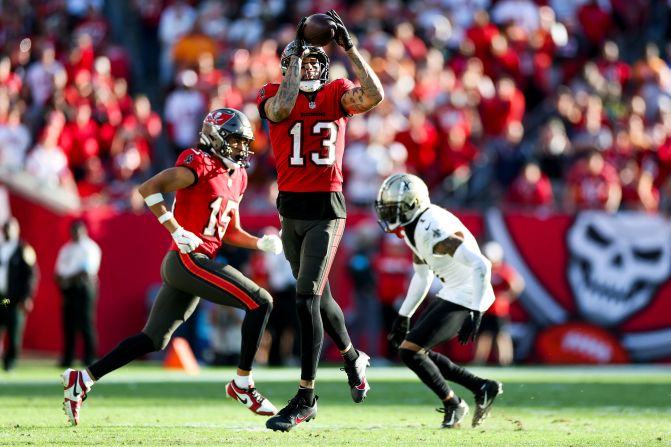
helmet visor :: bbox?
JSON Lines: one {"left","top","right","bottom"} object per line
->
{"left": 375, "top": 201, "right": 402, "bottom": 232}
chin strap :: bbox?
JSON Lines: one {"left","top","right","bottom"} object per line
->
{"left": 299, "top": 80, "right": 323, "bottom": 92}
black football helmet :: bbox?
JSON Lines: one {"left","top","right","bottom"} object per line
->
{"left": 280, "top": 40, "right": 329, "bottom": 92}
{"left": 199, "top": 108, "right": 254, "bottom": 167}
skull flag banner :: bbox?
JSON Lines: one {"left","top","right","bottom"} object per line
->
{"left": 487, "top": 209, "right": 671, "bottom": 363}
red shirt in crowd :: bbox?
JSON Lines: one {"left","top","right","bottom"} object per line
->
{"left": 489, "top": 262, "right": 522, "bottom": 317}
{"left": 505, "top": 169, "right": 554, "bottom": 208}
{"left": 566, "top": 156, "right": 621, "bottom": 210}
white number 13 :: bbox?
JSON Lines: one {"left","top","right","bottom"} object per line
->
{"left": 289, "top": 122, "right": 338, "bottom": 166}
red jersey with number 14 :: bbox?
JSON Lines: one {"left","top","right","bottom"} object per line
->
{"left": 171, "top": 148, "right": 248, "bottom": 259}
{"left": 257, "top": 79, "right": 355, "bottom": 192}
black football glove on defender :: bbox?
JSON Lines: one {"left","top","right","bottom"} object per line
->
{"left": 388, "top": 315, "right": 411, "bottom": 349}
{"left": 458, "top": 310, "right": 482, "bottom": 345}
{"left": 326, "top": 10, "right": 353, "bottom": 50}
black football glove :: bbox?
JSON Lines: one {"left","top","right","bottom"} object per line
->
{"left": 292, "top": 17, "right": 309, "bottom": 58}
{"left": 296, "top": 16, "right": 307, "bottom": 41}
{"left": 326, "top": 9, "right": 353, "bottom": 50}
{"left": 388, "top": 315, "right": 410, "bottom": 349}
{"left": 457, "top": 310, "right": 482, "bottom": 345}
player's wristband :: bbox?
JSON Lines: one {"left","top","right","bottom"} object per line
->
{"left": 144, "top": 193, "right": 164, "bottom": 207}
{"left": 158, "top": 211, "right": 173, "bottom": 224}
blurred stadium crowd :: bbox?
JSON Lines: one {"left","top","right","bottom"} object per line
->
{"left": 1, "top": 0, "right": 671, "bottom": 215}
{"left": 3, "top": 0, "right": 671, "bottom": 367}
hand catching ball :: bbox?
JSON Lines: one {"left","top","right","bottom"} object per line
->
{"left": 302, "top": 13, "right": 336, "bottom": 47}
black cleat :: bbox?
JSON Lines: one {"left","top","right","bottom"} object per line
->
{"left": 266, "top": 395, "right": 318, "bottom": 432}
{"left": 472, "top": 380, "right": 503, "bottom": 427}
{"left": 437, "top": 398, "right": 469, "bottom": 428}
{"left": 341, "top": 351, "right": 371, "bottom": 403}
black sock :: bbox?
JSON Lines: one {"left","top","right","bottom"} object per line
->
{"left": 444, "top": 394, "right": 460, "bottom": 407}
{"left": 427, "top": 350, "right": 483, "bottom": 393}
{"left": 343, "top": 347, "right": 359, "bottom": 365}
{"left": 399, "top": 348, "right": 451, "bottom": 401}
{"left": 88, "top": 332, "right": 155, "bottom": 380}
{"left": 297, "top": 386, "right": 315, "bottom": 405}
{"left": 239, "top": 299, "right": 272, "bottom": 371}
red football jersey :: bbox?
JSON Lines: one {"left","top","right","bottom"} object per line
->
{"left": 489, "top": 262, "right": 519, "bottom": 316}
{"left": 171, "top": 148, "right": 248, "bottom": 258}
{"left": 257, "top": 79, "right": 355, "bottom": 192}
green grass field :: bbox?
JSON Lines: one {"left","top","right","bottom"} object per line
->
{"left": 0, "top": 361, "right": 669, "bottom": 446}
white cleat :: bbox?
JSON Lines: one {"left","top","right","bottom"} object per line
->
{"left": 226, "top": 380, "right": 278, "bottom": 416}
{"left": 62, "top": 369, "right": 90, "bottom": 426}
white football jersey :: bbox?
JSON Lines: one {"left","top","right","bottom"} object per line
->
{"left": 404, "top": 205, "right": 495, "bottom": 312}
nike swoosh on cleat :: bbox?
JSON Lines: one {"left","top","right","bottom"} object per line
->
{"left": 479, "top": 390, "right": 489, "bottom": 408}
{"left": 73, "top": 378, "right": 81, "bottom": 398}
{"left": 445, "top": 413, "right": 455, "bottom": 426}
{"left": 355, "top": 378, "right": 368, "bottom": 391}
{"left": 238, "top": 396, "right": 249, "bottom": 405}
{"left": 295, "top": 414, "right": 310, "bottom": 424}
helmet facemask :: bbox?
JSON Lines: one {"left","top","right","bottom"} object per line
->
{"left": 375, "top": 174, "right": 430, "bottom": 232}
{"left": 280, "top": 41, "right": 329, "bottom": 93}
{"left": 199, "top": 109, "right": 254, "bottom": 168}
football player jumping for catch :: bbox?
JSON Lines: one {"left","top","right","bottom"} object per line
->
{"left": 62, "top": 108, "right": 282, "bottom": 426}
{"left": 257, "top": 10, "right": 384, "bottom": 432}
{"left": 376, "top": 173, "right": 503, "bottom": 429}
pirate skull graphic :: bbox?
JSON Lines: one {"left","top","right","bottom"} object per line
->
{"left": 566, "top": 212, "right": 671, "bottom": 326}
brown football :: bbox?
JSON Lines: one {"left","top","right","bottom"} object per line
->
{"left": 302, "top": 13, "right": 336, "bottom": 47}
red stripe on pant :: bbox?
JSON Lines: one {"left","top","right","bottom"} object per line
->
{"left": 179, "top": 252, "right": 259, "bottom": 310}
{"left": 317, "top": 219, "right": 346, "bottom": 296}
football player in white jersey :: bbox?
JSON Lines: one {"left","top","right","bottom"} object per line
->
{"left": 375, "top": 173, "right": 503, "bottom": 429}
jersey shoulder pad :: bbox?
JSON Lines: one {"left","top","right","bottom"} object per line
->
{"left": 257, "top": 83, "right": 279, "bottom": 103}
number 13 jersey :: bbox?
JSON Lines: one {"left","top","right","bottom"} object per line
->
{"left": 172, "top": 148, "right": 247, "bottom": 259}
{"left": 257, "top": 78, "right": 355, "bottom": 193}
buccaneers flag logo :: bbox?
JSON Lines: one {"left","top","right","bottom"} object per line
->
{"left": 205, "top": 110, "right": 234, "bottom": 126}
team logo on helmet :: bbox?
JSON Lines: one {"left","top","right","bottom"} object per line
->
{"left": 205, "top": 110, "right": 234, "bottom": 126}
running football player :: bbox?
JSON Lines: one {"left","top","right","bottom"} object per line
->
{"left": 62, "top": 108, "right": 282, "bottom": 426}
{"left": 376, "top": 173, "right": 503, "bottom": 429}
{"left": 257, "top": 10, "right": 384, "bottom": 432}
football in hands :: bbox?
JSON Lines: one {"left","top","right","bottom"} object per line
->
{"left": 302, "top": 13, "right": 336, "bottom": 47}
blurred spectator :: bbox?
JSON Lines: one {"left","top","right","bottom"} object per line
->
{"left": 54, "top": 219, "right": 102, "bottom": 367}
{"left": 0, "top": 217, "right": 38, "bottom": 371}
{"left": 394, "top": 108, "right": 439, "bottom": 178}
{"left": 474, "top": 241, "right": 524, "bottom": 366}
{"left": 0, "top": 55, "right": 23, "bottom": 98}
{"left": 565, "top": 149, "right": 622, "bottom": 212}
{"left": 157, "top": 0, "right": 197, "bottom": 85}
{"left": 208, "top": 305, "right": 244, "bottom": 366}
{"left": 373, "top": 233, "right": 412, "bottom": 360}
{"left": 62, "top": 101, "right": 100, "bottom": 180}
{"left": 577, "top": 0, "right": 614, "bottom": 56}
{"left": 618, "top": 158, "right": 659, "bottom": 212}
{"left": 172, "top": 19, "right": 217, "bottom": 73}
{"left": 164, "top": 69, "right": 206, "bottom": 156}
{"left": 505, "top": 161, "right": 555, "bottom": 210}
{"left": 347, "top": 223, "right": 382, "bottom": 359}
{"left": 491, "top": 0, "right": 540, "bottom": 34}
{"left": 260, "top": 226, "right": 298, "bottom": 366}
{"left": 25, "top": 112, "right": 75, "bottom": 190}
{"left": 0, "top": 102, "right": 31, "bottom": 172}
{"left": 25, "top": 43, "right": 66, "bottom": 110}
{"left": 437, "top": 125, "right": 479, "bottom": 202}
